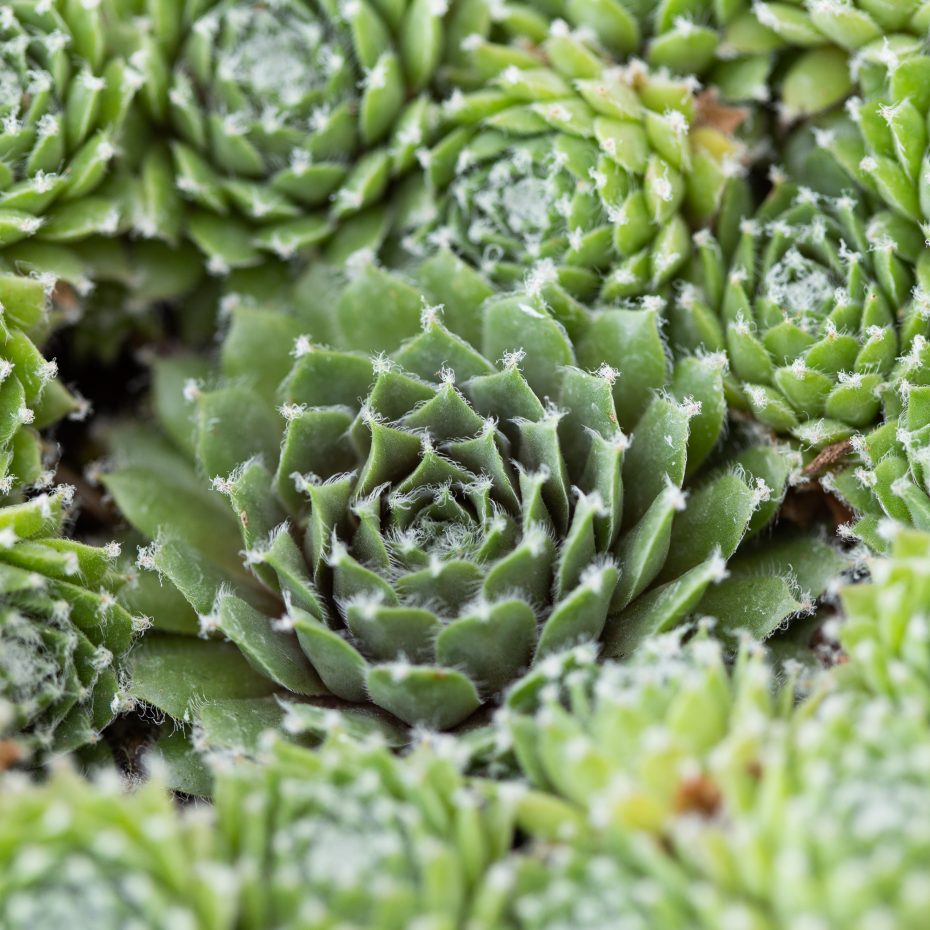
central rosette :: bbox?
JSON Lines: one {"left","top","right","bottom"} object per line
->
{"left": 113, "top": 259, "right": 798, "bottom": 734}
{"left": 242, "top": 322, "right": 626, "bottom": 729}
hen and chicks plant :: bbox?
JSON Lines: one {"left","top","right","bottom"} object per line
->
{"left": 1, "top": 0, "right": 930, "bottom": 927}
{"left": 106, "top": 253, "right": 830, "bottom": 741}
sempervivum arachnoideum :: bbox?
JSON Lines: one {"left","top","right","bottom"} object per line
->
{"left": 215, "top": 731, "right": 517, "bottom": 930}
{"left": 122, "top": 0, "right": 458, "bottom": 272}
{"left": 0, "top": 2, "right": 138, "bottom": 249}
{"left": 0, "top": 273, "right": 83, "bottom": 496}
{"left": 777, "top": 54, "right": 930, "bottom": 545}
{"left": 0, "top": 487, "right": 139, "bottom": 762}
{"left": 0, "top": 763, "right": 234, "bottom": 930}
{"left": 396, "top": 21, "right": 747, "bottom": 304}
{"left": 104, "top": 252, "right": 806, "bottom": 739}
{"left": 668, "top": 177, "right": 925, "bottom": 455}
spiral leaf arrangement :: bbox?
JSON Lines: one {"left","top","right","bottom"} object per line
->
{"left": 123, "top": 0, "right": 457, "bottom": 271}
{"left": 0, "top": 488, "right": 136, "bottom": 759}
{"left": 671, "top": 177, "right": 923, "bottom": 449}
{"left": 402, "top": 25, "right": 745, "bottom": 302}
{"left": 101, "top": 254, "right": 823, "bottom": 736}
{"left": 0, "top": 0, "right": 929, "bottom": 924}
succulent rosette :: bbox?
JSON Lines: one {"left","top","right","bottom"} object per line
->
{"left": 0, "top": 272, "right": 85, "bottom": 495}
{"left": 778, "top": 56, "right": 930, "bottom": 543}
{"left": 0, "top": 765, "right": 234, "bottom": 929}
{"left": 0, "top": 1, "right": 137, "bottom": 249}
{"left": 711, "top": 0, "right": 930, "bottom": 119}
{"left": 123, "top": 0, "right": 458, "bottom": 272}
{"left": 401, "top": 22, "right": 746, "bottom": 303}
{"left": 104, "top": 251, "right": 801, "bottom": 739}
{"left": 0, "top": 487, "right": 139, "bottom": 759}
{"left": 668, "top": 177, "right": 925, "bottom": 454}
{"left": 216, "top": 732, "right": 517, "bottom": 929}
{"left": 837, "top": 526, "right": 930, "bottom": 703}
{"left": 498, "top": 634, "right": 930, "bottom": 928}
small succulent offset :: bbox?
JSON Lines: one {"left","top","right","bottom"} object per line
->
{"left": 0, "top": 1, "right": 136, "bottom": 250}
{"left": 0, "top": 273, "right": 83, "bottom": 495}
{"left": 499, "top": 631, "right": 796, "bottom": 837}
{"left": 498, "top": 629, "right": 930, "bottom": 927}
{"left": 105, "top": 252, "right": 811, "bottom": 737}
{"left": 403, "top": 22, "right": 745, "bottom": 303}
{"left": 676, "top": 690, "right": 930, "bottom": 928}
{"left": 838, "top": 526, "right": 930, "bottom": 707}
{"left": 669, "top": 177, "right": 923, "bottom": 452}
{"left": 0, "top": 764, "right": 234, "bottom": 930}
{"left": 130, "top": 0, "right": 456, "bottom": 271}
{"left": 215, "top": 732, "right": 517, "bottom": 930}
{"left": 0, "top": 488, "right": 138, "bottom": 759}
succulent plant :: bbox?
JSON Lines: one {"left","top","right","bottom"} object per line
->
{"left": 728, "top": 0, "right": 930, "bottom": 117}
{"left": 400, "top": 24, "right": 746, "bottom": 302}
{"left": 0, "top": 272, "right": 85, "bottom": 495}
{"left": 498, "top": 624, "right": 930, "bottom": 927}
{"left": 0, "top": 1, "right": 137, "bottom": 249}
{"left": 103, "top": 252, "right": 809, "bottom": 737}
{"left": 0, "top": 728, "right": 516, "bottom": 929}
{"left": 122, "top": 0, "right": 460, "bottom": 272}
{"left": 215, "top": 731, "right": 517, "bottom": 930}
{"left": 676, "top": 688, "right": 930, "bottom": 928}
{"left": 668, "top": 176, "right": 925, "bottom": 453}
{"left": 837, "top": 525, "right": 930, "bottom": 706}
{"left": 811, "top": 54, "right": 930, "bottom": 233}
{"left": 498, "top": 631, "right": 800, "bottom": 836}
{"left": 779, "top": 59, "right": 930, "bottom": 543}
{"left": 443, "top": 0, "right": 789, "bottom": 90}
{"left": 0, "top": 487, "right": 140, "bottom": 760}
{"left": 0, "top": 763, "right": 234, "bottom": 929}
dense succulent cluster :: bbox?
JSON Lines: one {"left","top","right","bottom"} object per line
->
{"left": 8, "top": 618, "right": 925, "bottom": 928}
{"left": 0, "top": 732, "right": 516, "bottom": 929}
{"left": 0, "top": 488, "right": 137, "bottom": 758}
{"left": 4, "top": 0, "right": 930, "bottom": 923}
{"left": 496, "top": 628, "right": 930, "bottom": 927}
